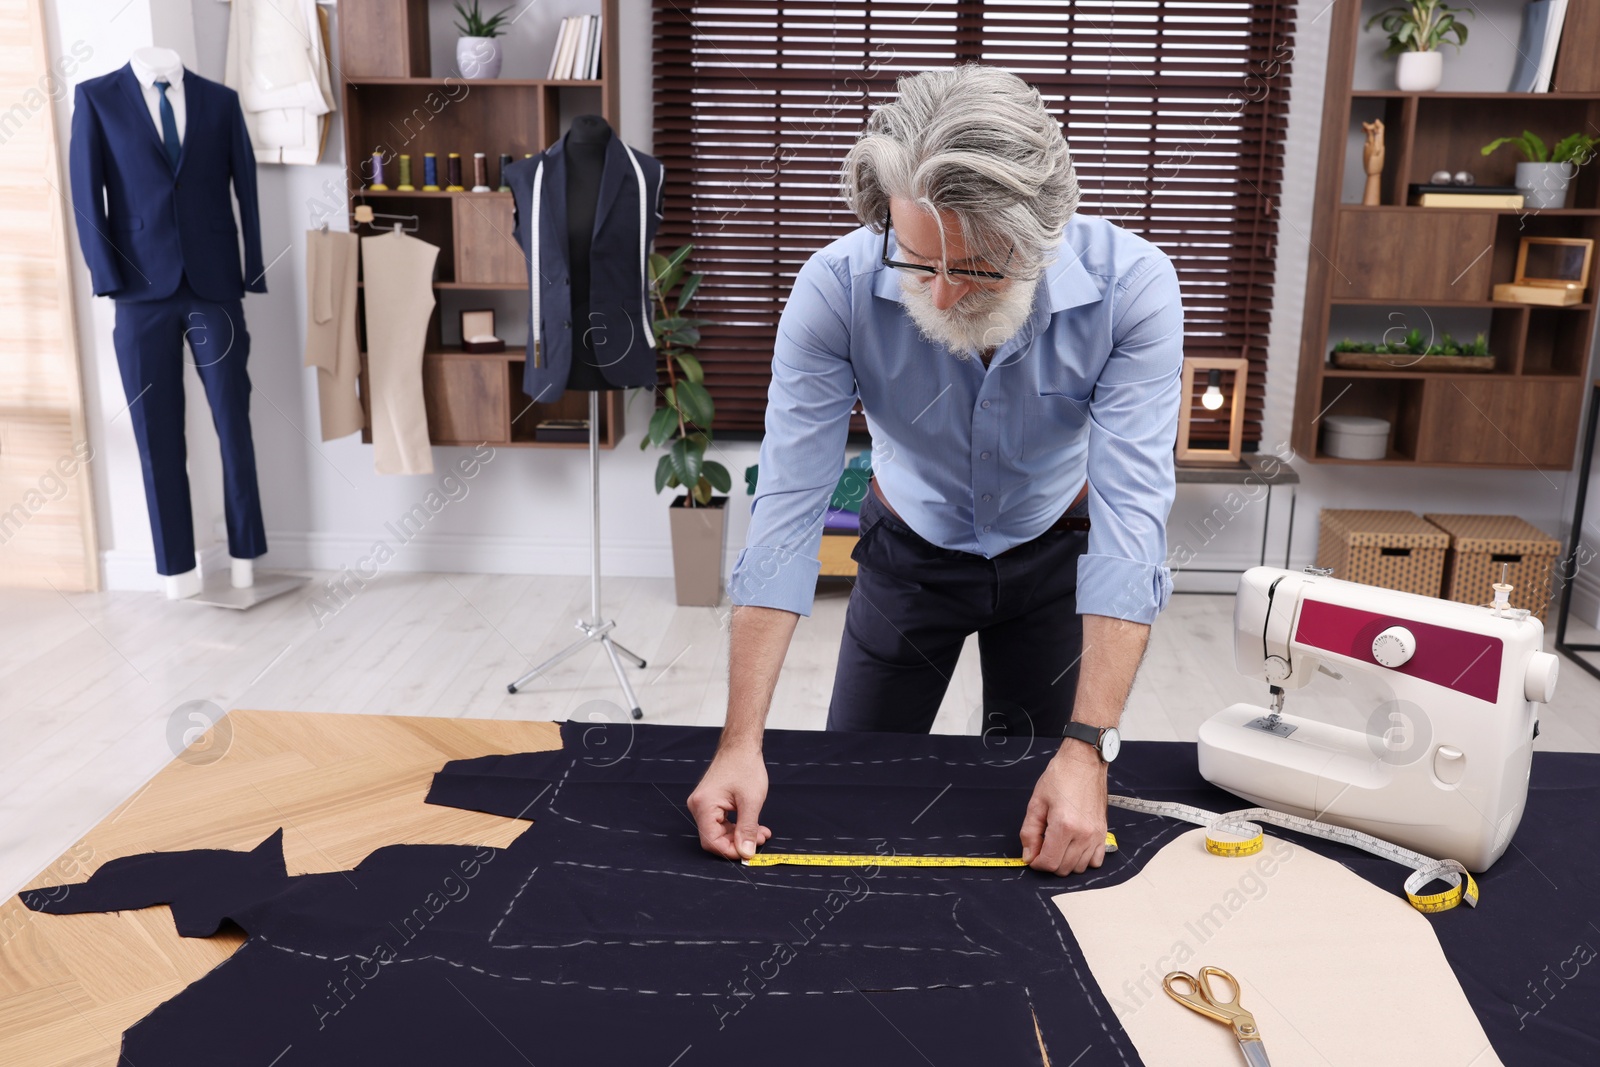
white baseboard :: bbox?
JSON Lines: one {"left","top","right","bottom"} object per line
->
{"left": 100, "top": 543, "right": 233, "bottom": 592}
{"left": 249, "top": 530, "right": 743, "bottom": 582}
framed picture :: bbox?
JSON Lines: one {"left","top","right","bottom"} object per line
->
{"left": 1176, "top": 356, "right": 1248, "bottom": 466}
{"left": 1513, "top": 237, "right": 1593, "bottom": 291}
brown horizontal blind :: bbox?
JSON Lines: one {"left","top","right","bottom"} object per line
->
{"left": 653, "top": 0, "right": 1296, "bottom": 444}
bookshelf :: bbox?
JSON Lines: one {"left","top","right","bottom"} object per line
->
{"left": 1289, "top": 0, "right": 1600, "bottom": 468}
{"left": 336, "top": 0, "right": 625, "bottom": 449}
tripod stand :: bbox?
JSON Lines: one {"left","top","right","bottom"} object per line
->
{"left": 506, "top": 392, "right": 646, "bottom": 718}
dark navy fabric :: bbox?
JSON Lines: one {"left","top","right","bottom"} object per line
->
{"left": 111, "top": 277, "right": 267, "bottom": 574}
{"left": 827, "top": 488, "right": 1090, "bottom": 736}
{"left": 19, "top": 723, "right": 1600, "bottom": 1066}
{"left": 69, "top": 64, "right": 266, "bottom": 303}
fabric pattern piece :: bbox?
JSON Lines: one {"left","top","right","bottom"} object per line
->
{"left": 304, "top": 228, "right": 363, "bottom": 441}
{"left": 361, "top": 231, "right": 439, "bottom": 475}
{"left": 1055, "top": 828, "right": 1503, "bottom": 1066}
{"left": 18, "top": 724, "right": 1600, "bottom": 1066}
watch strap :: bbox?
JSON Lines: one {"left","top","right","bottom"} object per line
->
{"left": 1062, "top": 720, "right": 1105, "bottom": 758}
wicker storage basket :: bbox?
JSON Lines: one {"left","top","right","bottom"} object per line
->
{"left": 1315, "top": 509, "right": 1449, "bottom": 596}
{"left": 1423, "top": 513, "right": 1563, "bottom": 621}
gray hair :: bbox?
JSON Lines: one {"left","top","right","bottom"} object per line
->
{"left": 841, "top": 64, "right": 1079, "bottom": 281}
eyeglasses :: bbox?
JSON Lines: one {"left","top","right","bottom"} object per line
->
{"left": 881, "top": 208, "right": 1011, "bottom": 283}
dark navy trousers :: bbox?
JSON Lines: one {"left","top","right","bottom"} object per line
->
{"left": 826, "top": 490, "right": 1089, "bottom": 739}
{"left": 112, "top": 277, "right": 266, "bottom": 576}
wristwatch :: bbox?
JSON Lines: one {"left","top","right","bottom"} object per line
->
{"left": 1062, "top": 721, "right": 1121, "bottom": 763}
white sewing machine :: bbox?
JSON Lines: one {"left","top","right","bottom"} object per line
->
{"left": 1197, "top": 566, "right": 1560, "bottom": 872}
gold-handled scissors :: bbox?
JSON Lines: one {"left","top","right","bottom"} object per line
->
{"left": 1162, "top": 966, "right": 1271, "bottom": 1067}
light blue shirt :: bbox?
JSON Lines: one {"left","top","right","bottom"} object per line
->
{"left": 727, "top": 213, "right": 1184, "bottom": 625}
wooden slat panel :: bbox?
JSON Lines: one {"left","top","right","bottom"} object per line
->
{"left": 0, "top": 0, "right": 97, "bottom": 590}
{"left": 652, "top": 0, "right": 1295, "bottom": 446}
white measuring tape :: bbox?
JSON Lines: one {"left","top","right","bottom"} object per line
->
{"left": 1108, "top": 795, "right": 1479, "bottom": 914}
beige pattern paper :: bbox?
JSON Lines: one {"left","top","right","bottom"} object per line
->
{"left": 1052, "top": 828, "right": 1501, "bottom": 1067}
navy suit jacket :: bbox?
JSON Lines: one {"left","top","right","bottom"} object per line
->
{"left": 69, "top": 64, "right": 266, "bottom": 303}
{"left": 506, "top": 135, "right": 663, "bottom": 401}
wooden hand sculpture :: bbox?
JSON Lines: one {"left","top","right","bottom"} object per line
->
{"left": 1362, "top": 118, "right": 1385, "bottom": 206}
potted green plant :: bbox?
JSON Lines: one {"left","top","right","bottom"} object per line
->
{"left": 454, "top": 1, "right": 510, "bottom": 80}
{"left": 1365, "top": 0, "right": 1471, "bottom": 92}
{"left": 1482, "top": 130, "right": 1600, "bottom": 210}
{"left": 641, "top": 244, "right": 732, "bottom": 606}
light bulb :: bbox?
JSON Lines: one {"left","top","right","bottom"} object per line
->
{"left": 1201, "top": 368, "right": 1225, "bottom": 411}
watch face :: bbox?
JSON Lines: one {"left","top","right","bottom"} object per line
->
{"left": 1100, "top": 728, "right": 1121, "bottom": 762}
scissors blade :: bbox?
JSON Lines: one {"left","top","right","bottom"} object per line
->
{"left": 1240, "top": 1039, "right": 1272, "bottom": 1067}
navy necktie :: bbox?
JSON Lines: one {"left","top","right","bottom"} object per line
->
{"left": 155, "top": 79, "right": 181, "bottom": 170}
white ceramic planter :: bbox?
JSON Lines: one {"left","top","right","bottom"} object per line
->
{"left": 1516, "top": 161, "right": 1576, "bottom": 210}
{"left": 1395, "top": 50, "right": 1443, "bottom": 92}
{"left": 457, "top": 36, "right": 502, "bottom": 80}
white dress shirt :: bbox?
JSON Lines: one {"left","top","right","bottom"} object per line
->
{"left": 128, "top": 52, "right": 186, "bottom": 143}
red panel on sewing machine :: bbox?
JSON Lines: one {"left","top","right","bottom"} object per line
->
{"left": 1294, "top": 599, "right": 1502, "bottom": 703}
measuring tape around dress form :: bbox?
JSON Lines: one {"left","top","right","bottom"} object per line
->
{"left": 747, "top": 799, "right": 1478, "bottom": 914}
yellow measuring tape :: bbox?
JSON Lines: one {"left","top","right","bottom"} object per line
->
{"left": 748, "top": 801, "right": 1480, "bottom": 915}
{"left": 744, "top": 833, "right": 1118, "bottom": 868}
{"left": 1107, "top": 797, "right": 1481, "bottom": 915}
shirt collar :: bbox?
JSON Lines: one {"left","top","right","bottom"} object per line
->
{"left": 129, "top": 56, "right": 184, "bottom": 91}
{"left": 871, "top": 223, "right": 1106, "bottom": 313}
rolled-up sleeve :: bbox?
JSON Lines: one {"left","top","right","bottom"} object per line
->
{"left": 727, "top": 256, "right": 858, "bottom": 616}
{"left": 1076, "top": 253, "right": 1184, "bottom": 625}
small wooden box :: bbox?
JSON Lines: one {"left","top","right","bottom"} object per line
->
{"left": 1315, "top": 509, "right": 1449, "bottom": 596}
{"left": 1423, "top": 513, "right": 1563, "bottom": 621}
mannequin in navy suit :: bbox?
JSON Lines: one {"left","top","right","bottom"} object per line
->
{"left": 506, "top": 117, "right": 664, "bottom": 403}
{"left": 70, "top": 49, "right": 268, "bottom": 598}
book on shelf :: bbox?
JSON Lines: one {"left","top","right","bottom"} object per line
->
{"left": 572, "top": 16, "right": 591, "bottom": 79}
{"left": 547, "top": 17, "right": 571, "bottom": 78}
{"left": 589, "top": 16, "right": 603, "bottom": 78}
{"left": 1509, "top": 0, "right": 1568, "bottom": 92}
{"left": 1411, "top": 193, "right": 1526, "bottom": 208}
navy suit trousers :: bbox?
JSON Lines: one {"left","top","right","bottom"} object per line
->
{"left": 113, "top": 277, "right": 266, "bottom": 575}
{"left": 826, "top": 489, "right": 1089, "bottom": 739}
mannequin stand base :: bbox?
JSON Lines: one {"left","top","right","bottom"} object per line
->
{"left": 187, "top": 570, "right": 308, "bottom": 610}
{"left": 164, "top": 569, "right": 204, "bottom": 600}
{"left": 506, "top": 617, "right": 647, "bottom": 720}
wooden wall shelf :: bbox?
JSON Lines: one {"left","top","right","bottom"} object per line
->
{"left": 338, "top": 0, "right": 625, "bottom": 452}
{"left": 1290, "top": 0, "right": 1600, "bottom": 470}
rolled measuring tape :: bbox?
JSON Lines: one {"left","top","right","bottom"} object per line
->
{"left": 744, "top": 832, "right": 1118, "bottom": 868}
{"left": 1107, "top": 795, "right": 1479, "bottom": 914}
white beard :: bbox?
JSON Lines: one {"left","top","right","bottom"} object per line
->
{"left": 899, "top": 273, "right": 1039, "bottom": 360}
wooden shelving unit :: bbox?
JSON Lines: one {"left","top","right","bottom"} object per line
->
{"left": 1290, "top": 0, "right": 1600, "bottom": 469}
{"left": 337, "top": 0, "right": 624, "bottom": 449}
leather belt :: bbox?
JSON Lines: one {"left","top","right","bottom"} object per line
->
{"left": 868, "top": 477, "right": 1090, "bottom": 538}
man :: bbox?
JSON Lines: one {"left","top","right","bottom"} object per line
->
{"left": 687, "top": 65, "right": 1184, "bottom": 877}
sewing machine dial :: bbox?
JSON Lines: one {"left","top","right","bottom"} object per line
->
{"left": 1372, "top": 626, "right": 1417, "bottom": 668}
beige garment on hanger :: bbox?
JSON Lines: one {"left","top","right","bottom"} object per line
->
{"left": 304, "top": 229, "right": 362, "bottom": 441}
{"left": 361, "top": 230, "right": 438, "bottom": 475}
{"left": 1052, "top": 828, "right": 1502, "bottom": 1067}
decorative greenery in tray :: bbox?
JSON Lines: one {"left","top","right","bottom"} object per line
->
{"left": 1332, "top": 330, "right": 1489, "bottom": 356}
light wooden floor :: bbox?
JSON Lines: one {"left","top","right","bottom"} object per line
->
{"left": 0, "top": 710, "right": 557, "bottom": 1067}
{"left": 3, "top": 571, "right": 1598, "bottom": 910}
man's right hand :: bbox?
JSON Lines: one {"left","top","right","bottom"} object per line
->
{"left": 687, "top": 745, "right": 773, "bottom": 860}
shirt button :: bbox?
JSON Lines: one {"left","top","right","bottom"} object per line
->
{"left": 981, "top": 400, "right": 991, "bottom": 409}
{"left": 564, "top": 320, "right": 571, "bottom": 329}
{"left": 980, "top": 451, "right": 990, "bottom": 460}
{"left": 984, "top": 524, "right": 993, "bottom": 532}
{"left": 982, "top": 493, "right": 992, "bottom": 502}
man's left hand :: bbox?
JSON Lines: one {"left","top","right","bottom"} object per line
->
{"left": 1019, "top": 742, "right": 1108, "bottom": 876}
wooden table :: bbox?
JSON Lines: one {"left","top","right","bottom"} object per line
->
{"left": 0, "top": 710, "right": 560, "bottom": 1067}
